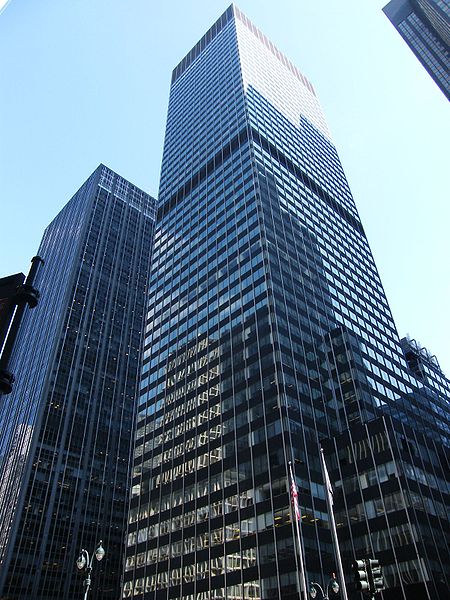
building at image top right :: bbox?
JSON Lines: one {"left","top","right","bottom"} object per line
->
{"left": 383, "top": 0, "right": 450, "bottom": 100}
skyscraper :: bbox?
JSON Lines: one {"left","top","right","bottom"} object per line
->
{"left": 124, "top": 5, "right": 449, "bottom": 600}
{"left": 383, "top": 0, "right": 450, "bottom": 100}
{"left": 0, "top": 165, "right": 156, "bottom": 599}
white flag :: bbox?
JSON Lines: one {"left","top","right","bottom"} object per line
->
{"left": 320, "top": 448, "right": 334, "bottom": 507}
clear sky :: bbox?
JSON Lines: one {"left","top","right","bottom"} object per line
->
{"left": 1, "top": 0, "right": 449, "bottom": 375}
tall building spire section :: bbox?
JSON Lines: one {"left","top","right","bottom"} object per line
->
{"left": 125, "top": 6, "right": 449, "bottom": 600}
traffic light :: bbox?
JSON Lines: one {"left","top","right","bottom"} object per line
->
{"left": 368, "top": 559, "right": 384, "bottom": 593}
{"left": 352, "top": 559, "right": 370, "bottom": 592}
{"left": 352, "top": 558, "right": 384, "bottom": 596}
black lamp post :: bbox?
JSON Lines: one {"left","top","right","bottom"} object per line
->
{"left": 76, "top": 541, "right": 105, "bottom": 600}
{"left": 309, "top": 575, "right": 340, "bottom": 600}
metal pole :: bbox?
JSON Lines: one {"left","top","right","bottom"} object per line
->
{"left": 84, "top": 550, "right": 92, "bottom": 600}
{"left": 0, "top": 256, "right": 43, "bottom": 394}
{"left": 83, "top": 567, "right": 91, "bottom": 600}
{"left": 289, "top": 461, "right": 308, "bottom": 599}
{"left": 320, "top": 448, "right": 349, "bottom": 600}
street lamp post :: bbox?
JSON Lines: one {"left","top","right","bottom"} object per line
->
{"left": 309, "top": 575, "right": 340, "bottom": 600}
{"left": 76, "top": 541, "right": 105, "bottom": 600}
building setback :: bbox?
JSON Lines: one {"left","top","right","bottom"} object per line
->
{"left": 0, "top": 165, "right": 156, "bottom": 599}
{"left": 123, "top": 5, "right": 450, "bottom": 600}
{"left": 383, "top": 0, "right": 450, "bottom": 100}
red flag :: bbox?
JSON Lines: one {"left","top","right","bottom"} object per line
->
{"left": 288, "top": 461, "right": 308, "bottom": 595}
{"left": 290, "top": 472, "right": 301, "bottom": 522}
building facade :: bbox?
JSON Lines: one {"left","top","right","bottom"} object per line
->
{"left": 383, "top": 0, "right": 450, "bottom": 100}
{"left": 321, "top": 330, "right": 450, "bottom": 600}
{"left": 0, "top": 165, "right": 156, "bottom": 599}
{"left": 123, "top": 5, "right": 449, "bottom": 600}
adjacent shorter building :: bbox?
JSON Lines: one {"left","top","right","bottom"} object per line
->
{"left": 0, "top": 165, "right": 156, "bottom": 599}
{"left": 383, "top": 0, "right": 450, "bottom": 100}
{"left": 323, "top": 413, "right": 449, "bottom": 600}
{"left": 322, "top": 332, "right": 450, "bottom": 600}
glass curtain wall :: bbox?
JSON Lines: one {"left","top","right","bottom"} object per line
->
{"left": 0, "top": 166, "right": 156, "bottom": 599}
{"left": 124, "top": 6, "right": 449, "bottom": 600}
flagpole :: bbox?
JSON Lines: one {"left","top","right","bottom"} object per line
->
{"left": 288, "top": 460, "right": 308, "bottom": 599}
{"left": 320, "top": 448, "right": 349, "bottom": 600}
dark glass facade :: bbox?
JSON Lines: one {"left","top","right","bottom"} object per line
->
{"left": 123, "top": 5, "right": 449, "bottom": 600}
{"left": 0, "top": 165, "right": 156, "bottom": 599}
{"left": 323, "top": 416, "right": 449, "bottom": 600}
{"left": 383, "top": 0, "right": 450, "bottom": 100}
{"left": 321, "top": 329, "right": 450, "bottom": 600}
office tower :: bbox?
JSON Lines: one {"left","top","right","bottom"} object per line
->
{"left": 0, "top": 165, "right": 156, "bottom": 599}
{"left": 383, "top": 0, "right": 450, "bottom": 100}
{"left": 124, "top": 5, "right": 450, "bottom": 600}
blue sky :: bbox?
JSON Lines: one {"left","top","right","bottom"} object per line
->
{"left": 1, "top": 0, "right": 449, "bottom": 375}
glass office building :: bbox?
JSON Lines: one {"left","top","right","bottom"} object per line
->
{"left": 124, "top": 5, "right": 449, "bottom": 600}
{"left": 383, "top": 0, "right": 450, "bottom": 100}
{"left": 321, "top": 330, "right": 450, "bottom": 600}
{"left": 0, "top": 165, "right": 156, "bottom": 599}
